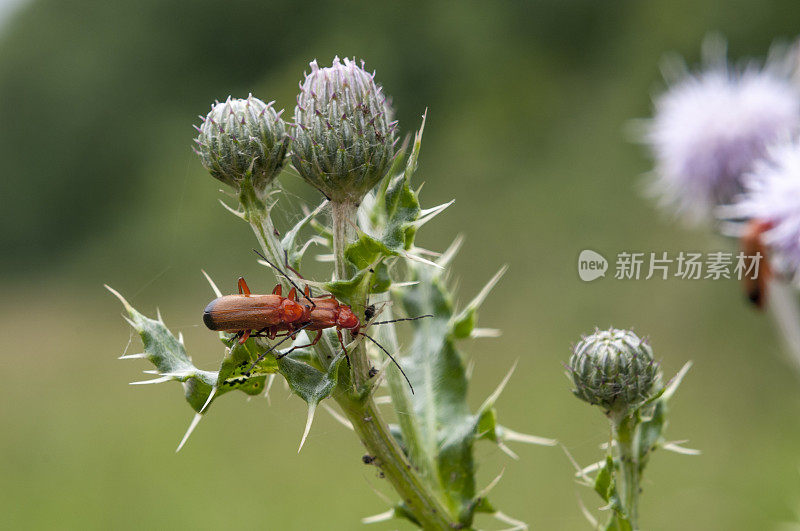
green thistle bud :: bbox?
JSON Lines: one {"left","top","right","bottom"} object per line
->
{"left": 291, "top": 56, "right": 397, "bottom": 204}
{"left": 568, "top": 328, "right": 661, "bottom": 414}
{"left": 194, "top": 95, "right": 288, "bottom": 196}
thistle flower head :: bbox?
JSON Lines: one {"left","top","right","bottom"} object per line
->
{"left": 291, "top": 56, "right": 397, "bottom": 204}
{"left": 728, "top": 139, "right": 800, "bottom": 272}
{"left": 642, "top": 40, "right": 800, "bottom": 223}
{"left": 194, "top": 95, "right": 289, "bottom": 195}
{"left": 568, "top": 328, "right": 661, "bottom": 414}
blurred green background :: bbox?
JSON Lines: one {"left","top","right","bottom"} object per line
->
{"left": 2, "top": 1, "right": 800, "bottom": 529}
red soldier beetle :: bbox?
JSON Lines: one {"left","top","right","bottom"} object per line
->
{"left": 202, "top": 250, "right": 429, "bottom": 392}
{"left": 740, "top": 219, "right": 773, "bottom": 309}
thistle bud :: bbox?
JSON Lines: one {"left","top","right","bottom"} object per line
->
{"left": 568, "top": 328, "right": 661, "bottom": 414}
{"left": 291, "top": 56, "right": 397, "bottom": 204}
{"left": 194, "top": 95, "right": 288, "bottom": 195}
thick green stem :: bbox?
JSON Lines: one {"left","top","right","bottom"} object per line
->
{"left": 330, "top": 200, "right": 371, "bottom": 388}
{"left": 331, "top": 201, "right": 356, "bottom": 280}
{"left": 611, "top": 413, "right": 640, "bottom": 530}
{"left": 329, "top": 199, "right": 455, "bottom": 530}
{"left": 239, "top": 181, "right": 286, "bottom": 272}
{"left": 337, "top": 394, "right": 451, "bottom": 529}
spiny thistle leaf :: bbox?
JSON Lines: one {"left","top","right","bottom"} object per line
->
{"left": 593, "top": 455, "right": 614, "bottom": 503}
{"left": 395, "top": 263, "right": 479, "bottom": 527}
{"left": 594, "top": 456, "right": 632, "bottom": 531}
{"left": 638, "top": 362, "right": 694, "bottom": 465}
{"left": 215, "top": 339, "right": 273, "bottom": 396}
{"left": 451, "top": 266, "right": 507, "bottom": 339}
{"left": 474, "top": 363, "right": 556, "bottom": 454}
{"left": 108, "top": 286, "right": 269, "bottom": 413}
{"left": 325, "top": 269, "right": 373, "bottom": 310}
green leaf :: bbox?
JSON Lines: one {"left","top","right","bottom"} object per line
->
{"left": 369, "top": 261, "right": 392, "bottom": 294}
{"left": 472, "top": 497, "right": 496, "bottom": 514}
{"left": 344, "top": 233, "right": 394, "bottom": 269}
{"left": 215, "top": 339, "right": 272, "bottom": 396}
{"left": 594, "top": 455, "right": 614, "bottom": 503}
{"left": 605, "top": 515, "right": 634, "bottom": 531}
{"left": 638, "top": 400, "right": 666, "bottom": 464}
{"left": 278, "top": 353, "right": 344, "bottom": 405}
{"left": 638, "top": 362, "right": 693, "bottom": 465}
{"left": 451, "top": 266, "right": 507, "bottom": 340}
{"left": 475, "top": 407, "right": 499, "bottom": 442}
{"left": 594, "top": 455, "right": 631, "bottom": 529}
{"left": 325, "top": 269, "right": 372, "bottom": 309}
{"left": 397, "top": 263, "right": 477, "bottom": 525}
{"left": 451, "top": 308, "right": 476, "bottom": 339}
{"left": 108, "top": 286, "right": 273, "bottom": 414}
{"left": 382, "top": 172, "right": 421, "bottom": 251}
{"left": 109, "top": 286, "right": 214, "bottom": 412}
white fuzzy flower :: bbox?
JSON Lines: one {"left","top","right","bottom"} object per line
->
{"left": 642, "top": 38, "right": 800, "bottom": 223}
{"left": 730, "top": 139, "right": 800, "bottom": 272}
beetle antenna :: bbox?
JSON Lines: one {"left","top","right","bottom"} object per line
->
{"left": 252, "top": 249, "right": 316, "bottom": 309}
{"left": 360, "top": 332, "right": 414, "bottom": 394}
{"left": 371, "top": 315, "right": 433, "bottom": 326}
{"left": 246, "top": 323, "right": 312, "bottom": 374}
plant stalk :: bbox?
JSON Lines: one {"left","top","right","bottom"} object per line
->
{"left": 329, "top": 199, "right": 455, "bottom": 530}
{"left": 611, "top": 412, "right": 640, "bottom": 530}
{"left": 239, "top": 182, "right": 287, "bottom": 272}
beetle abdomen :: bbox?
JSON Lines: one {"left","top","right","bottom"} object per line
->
{"left": 202, "top": 294, "right": 295, "bottom": 332}
{"left": 203, "top": 299, "right": 221, "bottom": 330}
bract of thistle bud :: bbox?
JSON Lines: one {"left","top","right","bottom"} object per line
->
{"left": 568, "top": 328, "right": 661, "bottom": 414}
{"left": 642, "top": 37, "right": 800, "bottom": 223}
{"left": 291, "top": 56, "right": 397, "bottom": 204}
{"left": 194, "top": 95, "right": 289, "bottom": 195}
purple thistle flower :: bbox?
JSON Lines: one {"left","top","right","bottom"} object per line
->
{"left": 729, "top": 139, "right": 800, "bottom": 272}
{"left": 642, "top": 38, "right": 800, "bottom": 223}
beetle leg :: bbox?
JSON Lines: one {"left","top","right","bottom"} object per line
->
{"left": 250, "top": 327, "right": 268, "bottom": 338}
{"left": 269, "top": 327, "right": 277, "bottom": 340}
{"left": 292, "top": 330, "right": 322, "bottom": 349}
{"left": 272, "top": 284, "right": 282, "bottom": 296}
{"left": 275, "top": 330, "right": 323, "bottom": 359}
{"left": 238, "top": 277, "right": 251, "bottom": 296}
{"left": 336, "top": 329, "right": 352, "bottom": 368}
{"left": 238, "top": 329, "right": 251, "bottom": 344}
{"left": 288, "top": 287, "right": 297, "bottom": 301}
